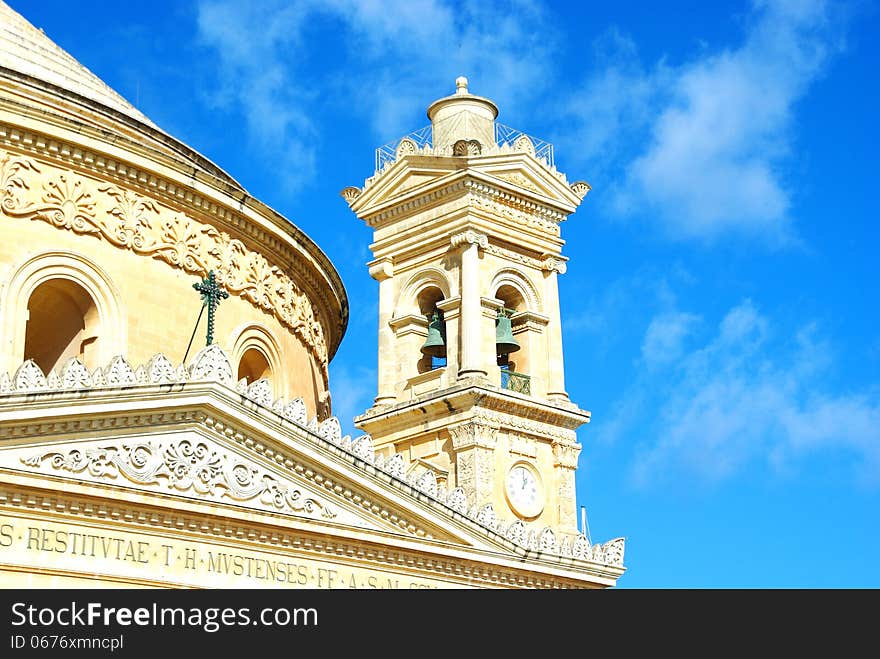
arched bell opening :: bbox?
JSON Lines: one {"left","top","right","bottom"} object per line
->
{"left": 494, "top": 284, "right": 530, "bottom": 395}
{"left": 24, "top": 278, "right": 99, "bottom": 374}
{"left": 417, "top": 285, "right": 446, "bottom": 373}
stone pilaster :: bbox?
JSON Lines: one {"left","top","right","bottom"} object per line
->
{"left": 449, "top": 420, "right": 498, "bottom": 507}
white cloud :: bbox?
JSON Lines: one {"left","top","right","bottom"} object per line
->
{"left": 196, "top": 0, "right": 553, "bottom": 189}
{"left": 641, "top": 311, "right": 701, "bottom": 367}
{"left": 565, "top": 0, "right": 843, "bottom": 243}
{"left": 630, "top": 300, "right": 880, "bottom": 485}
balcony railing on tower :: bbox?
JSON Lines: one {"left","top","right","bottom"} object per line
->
{"left": 501, "top": 370, "right": 531, "bottom": 395}
{"left": 375, "top": 122, "right": 554, "bottom": 172}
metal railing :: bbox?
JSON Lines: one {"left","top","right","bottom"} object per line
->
{"left": 375, "top": 122, "right": 554, "bottom": 171}
{"left": 501, "top": 370, "right": 531, "bottom": 395}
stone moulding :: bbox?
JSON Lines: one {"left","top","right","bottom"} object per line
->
{"left": 0, "top": 346, "right": 624, "bottom": 568}
{"left": 0, "top": 147, "right": 331, "bottom": 378}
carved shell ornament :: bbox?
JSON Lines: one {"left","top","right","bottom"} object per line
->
{"left": 0, "top": 149, "right": 330, "bottom": 373}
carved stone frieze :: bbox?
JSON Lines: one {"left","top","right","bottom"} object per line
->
{"left": 449, "top": 421, "right": 498, "bottom": 451}
{"left": 0, "top": 150, "right": 329, "bottom": 370}
{"left": 20, "top": 438, "right": 337, "bottom": 520}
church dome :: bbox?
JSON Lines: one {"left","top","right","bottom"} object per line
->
{"left": 0, "top": 1, "right": 347, "bottom": 419}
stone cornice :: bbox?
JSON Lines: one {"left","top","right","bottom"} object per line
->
{"left": 355, "top": 168, "right": 570, "bottom": 237}
{"left": 0, "top": 478, "right": 623, "bottom": 588}
{"left": 357, "top": 381, "right": 591, "bottom": 435}
{"left": 0, "top": 348, "right": 618, "bottom": 570}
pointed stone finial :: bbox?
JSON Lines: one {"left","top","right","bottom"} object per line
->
{"left": 455, "top": 76, "right": 468, "bottom": 94}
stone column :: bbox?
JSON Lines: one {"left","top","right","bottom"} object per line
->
{"left": 368, "top": 257, "right": 396, "bottom": 406}
{"left": 451, "top": 230, "right": 488, "bottom": 379}
{"left": 542, "top": 256, "right": 569, "bottom": 401}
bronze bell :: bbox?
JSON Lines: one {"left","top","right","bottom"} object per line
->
{"left": 495, "top": 310, "right": 520, "bottom": 356}
{"left": 420, "top": 311, "right": 446, "bottom": 357}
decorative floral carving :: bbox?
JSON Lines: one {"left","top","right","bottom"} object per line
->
{"left": 21, "top": 439, "right": 337, "bottom": 519}
{"left": 245, "top": 378, "right": 272, "bottom": 407}
{"left": 318, "top": 417, "right": 342, "bottom": 444}
{"left": 505, "top": 519, "right": 527, "bottom": 545}
{"left": 385, "top": 454, "right": 405, "bottom": 478}
{"left": 512, "top": 135, "right": 536, "bottom": 157}
{"left": 572, "top": 534, "right": 590, "bottom": 559}
{"left": 282, "top": 398, "right": 307, "bottom": 425}
{"left": 602, "top": 538, "right": 625, "bottom": 567}
{"left": 188, "top": 344, "right": 233, "bottom": 384}
{"left": 146, "top": 354, "right": 174, "bottom": 384}
{"left": 351, "top": 435, "right": 375, "bottom": 463}
{"left": 539, "top": 527, "right": 557, "bottom": 553}
{"left": 0, "top": 151, "right": 329, "bottom": 373}
{"left": 105, "top": 355, "right": 137, "bottom": 386}
{"left": 60, "top": 357, "right": 92, "bottom": 389}
{"left": 446, "top": 487, "right": 468, "bottom": 513}
{"left": 13, "top": 360, "right": 47, "bottom": 391}
{"left": 413, "top": 469, "right": 438, "bottom": 498}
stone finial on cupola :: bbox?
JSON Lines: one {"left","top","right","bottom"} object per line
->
{"left": 427, "top": 76, "right": 499, "bottom": 156}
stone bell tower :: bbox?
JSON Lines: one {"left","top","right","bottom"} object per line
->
{"left": 341, "top": 77, "right": 592, "bottom": 538}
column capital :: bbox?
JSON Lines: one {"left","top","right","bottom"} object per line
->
{"left": 450, "top": 230, "right": 488, "bottom": 250}
{"left": 540, "top": 255, "right": 568, "bottom": 274}
{"left": 551, "top": 439, "right": 582, "bottom": 469}
{"left": 450, "top": 421, "right": 499, "bottom": 451}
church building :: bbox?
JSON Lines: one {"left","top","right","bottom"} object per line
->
{"left": 0, "top": 1, "right": 624, "bottom": 588}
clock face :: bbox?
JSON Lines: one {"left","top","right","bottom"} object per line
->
{"left": 505, "top": 464, "right": 543, "bottom": 518}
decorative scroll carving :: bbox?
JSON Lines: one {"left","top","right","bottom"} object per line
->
{"left": 540, "top": 256, "right": 567, "bottom": 275}
{"left": 449, "top": 422, "right": 497, "bottom": 450}
{"left": 450, "top": 229, "right": 488, "bottom": 249}
{"left": 0, "top": 151, "right": 329, "bottom": 369}
{"left": 21, "top": 439, "right": 336, "bottom": 520}
{"left": 385, "top": 454, "right": 405, "bottom": 478}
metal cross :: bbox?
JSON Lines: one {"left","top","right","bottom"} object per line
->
{"left": 193, "top": 271, "right": 229, "bottom": 346}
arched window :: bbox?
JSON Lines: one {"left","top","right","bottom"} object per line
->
{"left": 24, "top": 279, "right": 99, "bottom": 373}
{"left": 237, "top": 346, "right": 272, "bottom": 384}
{"left": 228, "top": 323, "right": 284, "bottom": 393}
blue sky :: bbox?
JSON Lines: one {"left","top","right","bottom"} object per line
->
{"left": 11, "top": 0, "right": 878, "bottom": 587}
